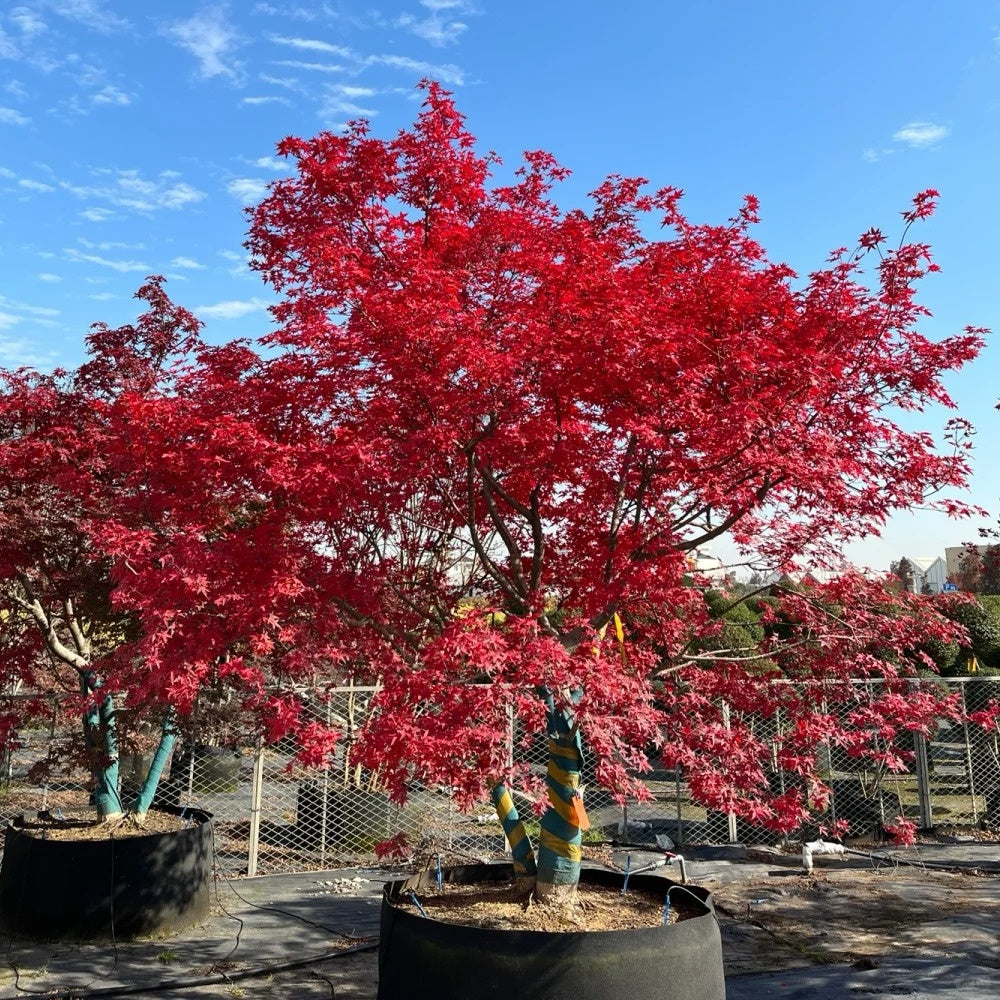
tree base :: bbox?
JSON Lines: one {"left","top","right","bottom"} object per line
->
{"left": 377, "top": 863, "right": 725, "bottom": 1000}
{"left": 534, "top": 878, "right": 577, "bottom": 905}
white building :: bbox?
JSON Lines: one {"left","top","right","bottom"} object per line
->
{"left": 685, "top": 548, "right": 731, "bottom": 585}
{"left": 898, "top": 555, "right": 948, "bottom": 594}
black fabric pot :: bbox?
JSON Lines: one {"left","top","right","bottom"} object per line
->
{"left": 0, "top": 806, "right": 212, "bottom": 940}
{"left": 377, "top": 864, "right": 725, "bottom": 1000}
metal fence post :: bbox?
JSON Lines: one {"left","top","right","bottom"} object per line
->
{"left": 318, "top": 701, "right": 331, "bottom": 866}
{"left": 674, "top": 769, "right": 683, "bottom": 847}
{"left": 913, "top": 732, "right": 934, "bottom": 830}
{"left": 41, "top": 700, "right": 58, "bottom": 813}
{"left": 721, "top": 701, "right": 738, "bottom": 843}
{"left": 958, "top": 683, "right": 979, "bottom": 825}
{"left": 247, "top": 738, "right": 265, "bottom": 877}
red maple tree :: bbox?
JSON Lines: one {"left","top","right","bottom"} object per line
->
{"left": 238, "top": 83, "right": 984, "bottom": 896}
{"left": 0, "top": 279, "right": 332, "bottom": 818}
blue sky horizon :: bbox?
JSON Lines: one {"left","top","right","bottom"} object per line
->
{"left": 2, "top": 1, "right": 998, "bottom": 575}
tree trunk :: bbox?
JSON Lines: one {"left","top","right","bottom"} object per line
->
{"left": 535, "top": 725, "right": 585, "bottom": 904}
{"left": 131, "top": 716, "right": 176, "bottom": 817}
{"left": 490, "top": 782, "right": 536, "bottom": 887}
{"left": 82, "top": 682, "right": 122, "bottom": 820}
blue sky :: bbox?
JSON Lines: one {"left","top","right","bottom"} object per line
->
{"left": 1, "top": 1, "right": 999, "bottom": 572}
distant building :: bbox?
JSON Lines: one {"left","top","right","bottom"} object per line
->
{"left": 945, "top": 545, "right": 991, "bottom": 581}
{"left": 685, "top": 549, "right": 730, "bottom": 585}
{"left": 899, "top": 555, "right": 948, "bottom": 594}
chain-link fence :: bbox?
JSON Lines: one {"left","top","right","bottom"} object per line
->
{"left": 2, "top": 679, "right": 999, "bottom": 874}
{"left": 624, "top": 678, "right": 1000, "bottom": 847}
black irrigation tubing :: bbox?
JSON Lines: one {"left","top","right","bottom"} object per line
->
{"left": 209, "top": 825, "right": 390, "bottom": 946}
{"left": 710, "top": 897, "right": 838, "bottom": 968}
{"left": 841, "top": 845, "right": 1000, "bottom": 877}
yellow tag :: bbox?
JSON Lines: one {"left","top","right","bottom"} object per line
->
{"left": 612, "top": 612, "right": 626, "bottom": 664}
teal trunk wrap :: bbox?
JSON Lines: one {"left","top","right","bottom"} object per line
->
{"left": 490, "top": 783, "right": 537, "bottom": 875}
{"left": 536, "top": 729, "right": 583, "bottom": 886}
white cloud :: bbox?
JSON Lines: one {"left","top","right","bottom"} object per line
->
{"left": 164, "top": 5, "right": 245, "bottom": 83}
{"left": 332, "top": 84, "right": 375, "bottom": 99}
{"left": 0, "top": 106, "right": 30, "bottom": 125}
{"left": 91, "top": 83, "right": 133, "bottom": 106}
{"left": 38, "top": 272, "right": 62, "bottom": 282}
{"left": 88, "top": 291, "right": 116, "bottom": 300}
{"left": 397, "top": 0, "right": 476, "bottom": 47}
{"left": 5, "top": 80, "right": 29, "bottom": 100}
{"left": 241, "top": 95, "right": 290, "bottom": 106}
{"left": 170, "top": 255, "right": 206, "bottom": 270}
{"left": 319, "top": 84, "right": 377, "bottom": 119}
{"left": 274, "top": 59, "right": 345, "bottom": 73}
{"left": 268, "top": 35, "right": 354, "bottom": 58}
{"left": 195, "top": 297, "right": 270, "bottom": 320}
{"left": 0, "top": 27, "right": 20, "bottom": 60}
{"left": 64, "top": 247, "right": 150, "bottom": 272}
{"left": 259, "top": 73, "right": 302, "bottom": 91}
{"left": 892, "top": 122, "right": 950, "bottom": 148}
{"left": 0, "top": 295, "right": 60, "bottom": 322}
{"left": 10, "top": 7, "right": 47, "bottom": 36}
{"left": 0, "top": 166, "right": 15, "bottom": 178}
{"left": 62, "top": 169, "right": 206, "bottom": 213}
{"left": 862, "top": 147, "right": 895, "bottom": 164}
{"left": 254, "top": 155, "right": 288, "bottom": 170}
{"left": 47, "top": 1, "right": 129, "bottom": 34}
{"left": 15, "top": 301, "right": 60, "bottom": 318}
{"left": 366, "top": 54, "right": 464, "bottom": 86}
{"left": 0, "top": 333, "right": 60, "bottom": 365}
{"left": 218, "top": 249, "right": 251, "bottom": 276}
{"left": 0, "top": 311, "right": 20, "bottom": 331}
{"left": 78, "top": 237, "right": 146, "bottom": 251}
{"left": 81, "top": 206, "right": 115, "bottom": 222}
{"left": 255, "top": 4, "right": 320, "bottom": 20}
{"left": 226, "top": 176, "right": 269, "bottom": 204}
{"left": 18, "top": 178, "right": 54, "bottom": 192}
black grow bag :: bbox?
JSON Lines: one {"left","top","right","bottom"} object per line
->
{"left": 0, "top": 806, "right": 212, "bottom": 940}
{"left": 377, "top": 864, "right": 725, "bottom": 1000}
